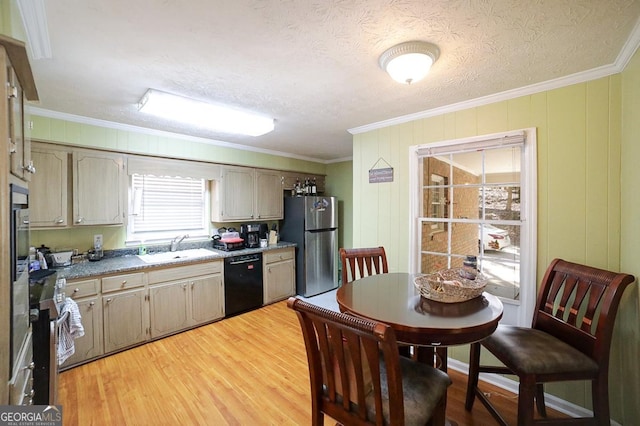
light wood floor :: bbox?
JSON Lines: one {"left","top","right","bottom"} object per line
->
{"left": 59, "top": 300, "right": 565, "bottom": 425}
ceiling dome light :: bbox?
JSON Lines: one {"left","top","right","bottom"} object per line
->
{"left": 379, "top": 41, "right": 440, "bottom": 85}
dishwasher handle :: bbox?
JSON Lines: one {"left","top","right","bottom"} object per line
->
{"left": 226, "top": 255, "right": 262, "bottom": 265}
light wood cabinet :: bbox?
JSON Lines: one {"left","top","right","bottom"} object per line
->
{"left": 149, "top": 280, "right": 190, "bottom": 339}
{"left": 30, "top": 145, "right": 68, "bottom": 228}
{"left": 189, "top": 274, "right": 224, "bottom": 324}
{"left": 102, "top": 287, "right": 149, "bottom": 353}
{"left": 263, "top": 248, "right": 296, "bottom": 304}
{"left": 148, "top": 261, "right": 224, "bottom": 338}
{"left": 72, "top": 150, "right": 125, "bottom": 225}
{"left": 255, "top": 169, "right": 283, "bottom": 220}
{"left": 211, "top": 166, "right": 283, "bottom": 222}
{"left": 211, "top": 166, "right": 255, "bottom": 221}
{"left": 7, "top": 66, "right": 34, "bottom": 182}
{"left": 61, "top": 279, "right": 103, "bottom": 368}
{"left": 2, "top": 35, "right": 39, "bottom": 404}
{"left": 8, "top": 332, "right": 32, "bottom": 405}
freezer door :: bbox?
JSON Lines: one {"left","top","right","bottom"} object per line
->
{"left": 302, "top": 228, "right": 337, "bottom": 297}
{"left": 304, "top": 196, "right": 337, "bottom": 231}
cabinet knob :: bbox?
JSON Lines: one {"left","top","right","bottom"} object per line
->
{"left": 23, "top": 161, "right": 36, "bottom": 174}
{"left": 73, "top": 288, "right": 80, "bottom": 293}
{"left": 106, "top": 298, "right": 112, "bottom": 303}
{"left": 89, "top": 301, "right": 95, "bottom": 307}
{"left": 75, "top": 217, "right": 84, "bottom": 224}
{"left": 55, "top": 218, "right": 64, "bottom": 224}
{"left": 121, "top": 280, "right": 127, "bottom": 287}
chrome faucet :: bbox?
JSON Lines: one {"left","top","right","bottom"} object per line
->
{"left": 170, "top": 234, "right": 189, "bottom": 252}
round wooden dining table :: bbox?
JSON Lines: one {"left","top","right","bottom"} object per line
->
{"left": 336, "top": 272, "right": 504, "bottom": 369}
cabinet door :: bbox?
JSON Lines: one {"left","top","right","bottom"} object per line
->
{"left": 103, "top": 288, "right": 149, "bottom": 353}
{"left": 190, "top": 274, "right": 224, "bottom": 324}
{"left": 8, "top": 66, "right": 28, "bottom": 181}
{"left": 265, "top": 259, "right": 295, "bottom": 304}
{"left": 255, "top": 169, "right": 283, "bottom": 220}
{"left": 61, "top": 297, "right": 103, "bottom": 367}
{"left": 213, "top": 166, "right": 254, "bottom": 221}
{"left": 30, "top": 147, "right": 68, "bottom": 227}
{"left": 149, "top": 281, "right": 189, "bottom": 338}
{"left": 73, "top": 150, "right": 125, "bottom": 225}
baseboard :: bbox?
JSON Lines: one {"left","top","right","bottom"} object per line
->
{"left": 448, "top": 359, "right": 621, "bottom": 426}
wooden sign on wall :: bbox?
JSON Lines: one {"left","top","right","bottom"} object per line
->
{"left": 369, "top": 157, "right": 394, "bottom": 183}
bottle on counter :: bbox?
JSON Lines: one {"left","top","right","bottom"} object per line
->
{"left": 311, "top": 178, "right": 317, "bottom": 195}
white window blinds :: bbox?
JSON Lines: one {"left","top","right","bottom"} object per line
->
{"left": 131, "top": 174, "right": 205, "bottom": 234}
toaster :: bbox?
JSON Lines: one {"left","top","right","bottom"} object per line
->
{"left": 48, "top": 251, "right": 73, "bottom": 267}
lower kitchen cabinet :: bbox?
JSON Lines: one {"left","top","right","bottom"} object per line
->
{"left": 190, "top": 275, "right": 224, "bottom": 324}
{"left": 149, "top": 280, "right": 190, "bottom": 339}
{"left": 148, "top": 261, "right": 224, "bottom": 339}
{"left": 103, "top": 288, "right": 150, "bottom": 353}
{"left": 263, "top": 248, "right": 295, "bottom": 304}
{"left": 61, "top": 278, "right": 103, "bottom": 368}
{"left": 61, "top": 296, "right": 103, "bottom": 367}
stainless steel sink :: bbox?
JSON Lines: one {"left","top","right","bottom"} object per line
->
{"left": 136, "top": 248, "right": 218, "bottom": 264}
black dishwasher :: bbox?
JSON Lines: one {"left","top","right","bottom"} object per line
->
{"left": 224, "top": 253, "right": 263, "bottom": 317}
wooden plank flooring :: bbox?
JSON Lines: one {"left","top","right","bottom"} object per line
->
{"left": 59, "top": 300, "right": 565, "bottom": 425}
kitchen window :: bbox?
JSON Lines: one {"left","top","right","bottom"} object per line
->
{"left": 127, "top": 174, "right": 209, "bottom": 244}
{"left": 410, "top": 129, "right": 537, "bottom": 326}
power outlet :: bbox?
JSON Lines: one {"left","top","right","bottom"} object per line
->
{"left": 94, "top": 234, "right": 103, "bottom": 249}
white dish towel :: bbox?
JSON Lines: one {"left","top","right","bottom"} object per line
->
{"left": 58, "top": 296, "right": 85, "bottom": 365}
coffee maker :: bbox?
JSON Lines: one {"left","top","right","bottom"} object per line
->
{"left": 240, "top": 224, "right": 260, "bottom": 248}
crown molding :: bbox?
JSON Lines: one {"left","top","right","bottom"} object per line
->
{"left": 349, "top": 16, "right": 640, "bottom": 136}
{"left": 16, "top": 0, "right": 52, "bottom": 60}
{"left": 27, "top": 106, "right": 331, "bottom": 164}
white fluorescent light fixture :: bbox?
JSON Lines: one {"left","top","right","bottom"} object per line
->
{"left": 137, "top": 89, "right": 274, "bottom": 137}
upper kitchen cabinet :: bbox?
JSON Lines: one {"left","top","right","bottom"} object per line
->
{"left": 211, "top": 166, "right": 283, "bottom": 222}
{"left": 255, "top": 168, "right": 283, "bottom": 220}
{"left": 73, "top": 150, "right": 126, "bottom": 225}
{"left": 2, "top": 35, "right": 38, "bottom": 183}
{"left": 30, "top": 144, "right": 68, "bottom": 227}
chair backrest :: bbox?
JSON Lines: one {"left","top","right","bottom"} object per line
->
{"left": 533, "top": 258, "right": 635, "bottom": 366}
{"left": 288, "top": 297, "right": 405, "bottom": 425}
{"left": 340, "top": 247, "right": 389, "bottom": 284}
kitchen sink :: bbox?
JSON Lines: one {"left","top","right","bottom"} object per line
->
{"left": 136, "top": 248, "right": 218, "bottom": 264}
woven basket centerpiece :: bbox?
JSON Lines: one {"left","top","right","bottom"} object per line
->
{"left": 414, "top": 267, "right": 487, "bottom": 303}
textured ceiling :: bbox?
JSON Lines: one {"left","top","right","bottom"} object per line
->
{"left": 23, "top": 0, "right": 640, "bottom": 162}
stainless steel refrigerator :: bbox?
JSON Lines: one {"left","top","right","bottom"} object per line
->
{"left": 280, "top": 196, "right": 338, "bottom": 297}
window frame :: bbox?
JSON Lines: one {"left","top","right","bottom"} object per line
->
{"left": 125, "top": 173, "right": 211, "bottom": 246}
{"left": 409, "top": 128, "right": 537, "bottom": 326}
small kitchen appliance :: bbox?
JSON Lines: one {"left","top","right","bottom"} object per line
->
{"left": 240, "top": 224, "right": 261, "bottom": 248}
{"left": 212, "top": 231, "right": 245, "bottom": 251}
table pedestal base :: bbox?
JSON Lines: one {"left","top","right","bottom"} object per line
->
{"left": 415, "top": 346, "right": 458, "bottom": 426}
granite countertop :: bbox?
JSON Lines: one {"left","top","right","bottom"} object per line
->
{"left": 55, "top": 241, "right": 297, "bottom": 281}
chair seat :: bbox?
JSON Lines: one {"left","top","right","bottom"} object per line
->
{"left": 483, "top": 324, "right": 599, "bottom": 376}
{"left": 367, "top": 354, "right": 452, "bottom": 425}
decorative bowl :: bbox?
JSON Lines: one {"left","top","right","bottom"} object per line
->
{"left": 414, "top": 268, "right": 487, "bottom": 303}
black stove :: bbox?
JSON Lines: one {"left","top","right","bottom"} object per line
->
{"left": 29, "top": 270, "right": 66, "bottom": 405}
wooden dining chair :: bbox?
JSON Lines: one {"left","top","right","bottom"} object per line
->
{"left": 288, "top": 297, "right": 451, "bottom": 426}
{"left": 340, "top": 246, "right": 389, "bottom": 285}
{"left": 465, "top": 258, "right": 635, "bottom": 426}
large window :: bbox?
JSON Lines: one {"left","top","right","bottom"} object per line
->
{"left": 127, "top": 174, "right": 208, "bottom": 244}
{"left": 410, "top": 129, "right": 537, "bottom": 326}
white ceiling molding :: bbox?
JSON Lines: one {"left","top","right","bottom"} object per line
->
{"left": 349, "top": 17, "right": 640, "bottom": 136}
{"left": 349, "top": 63, "right": 621, "bottom": 135}
{"left": 27, "top": 106, "right": 330, "bottom": 164}
{"left": 16, "top": 0, "right": 52, "bottom": 60}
